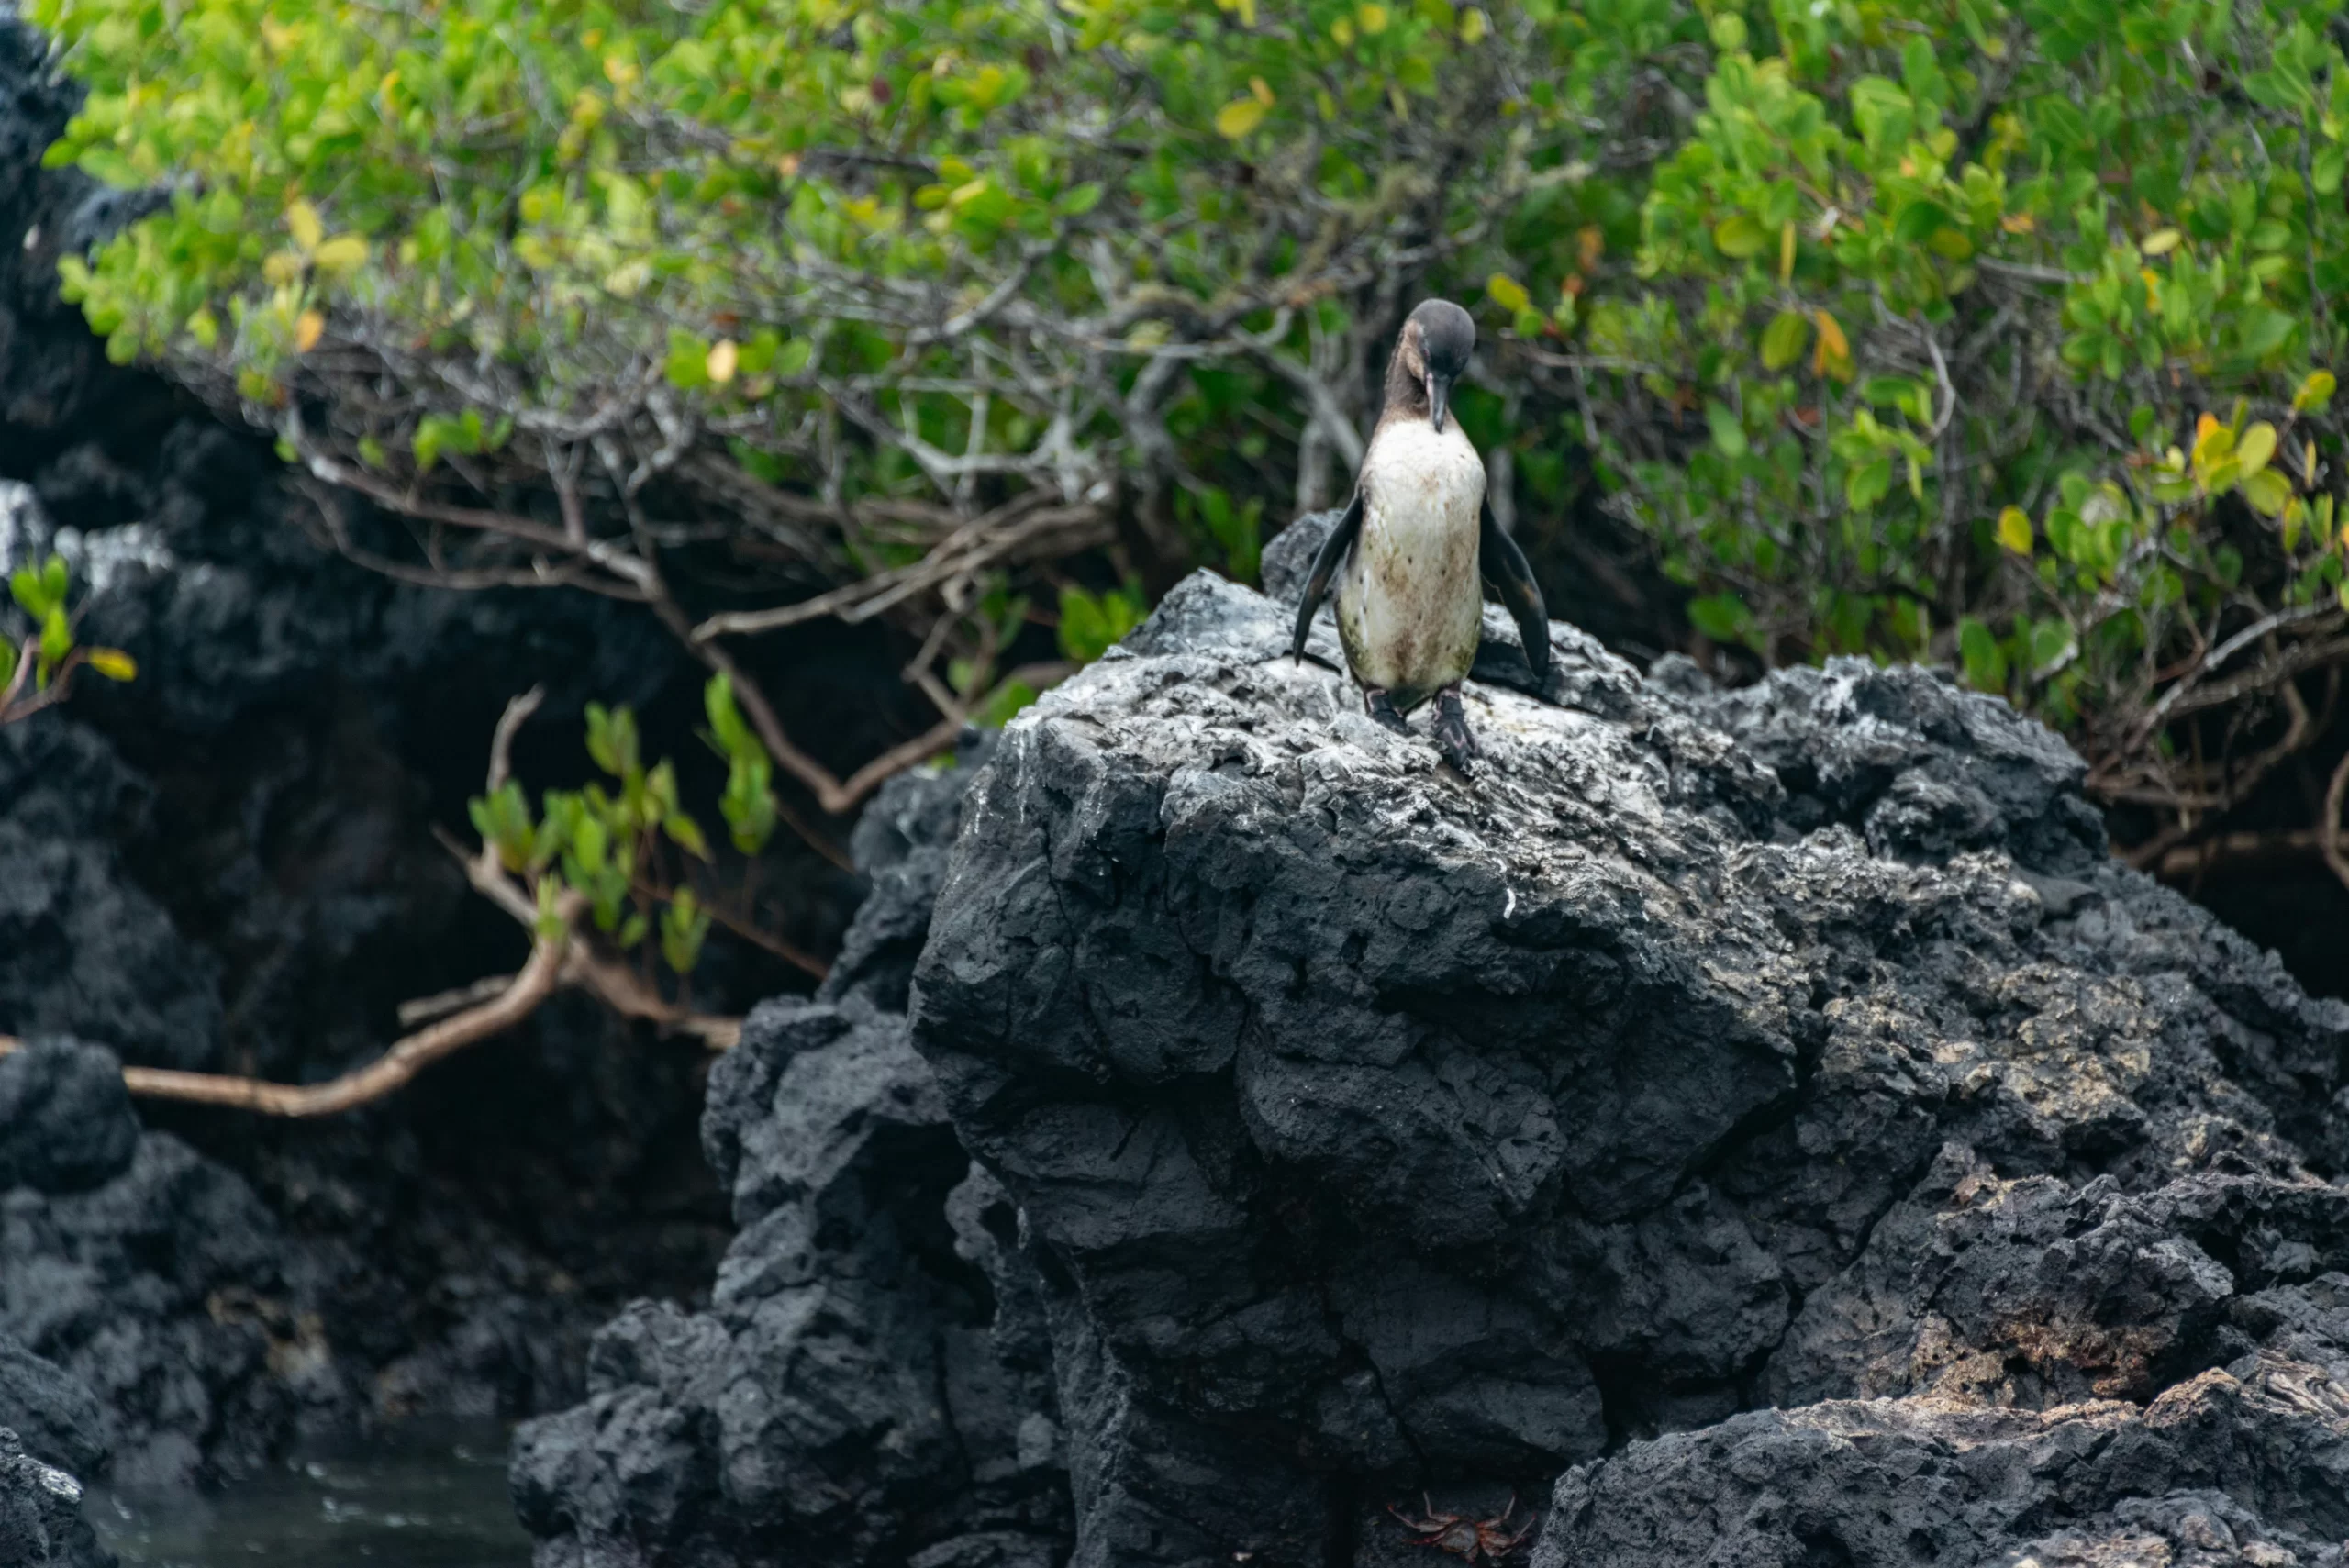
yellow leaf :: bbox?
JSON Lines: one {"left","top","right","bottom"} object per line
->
{"left": 1486, "top": 272, "right": 1531, "bottom": 314}
{"left": 262, "top": 250, "right": 306, "bottom": 286}
{"left": 2139, "top": 228, "right": 2182, "bottom": 256}
{"left": 1996, "top": 506, "right": 2033, "bottom": 554}
{"left": 83, "top": 647, "right": 136, "bottom": 682}
{"left": 294, "top": 310, "right": 325, "bottom": 352}
{"left": 1357, "top": 3, "right": 1389, "bottom": 33}
{"left": 311, "top": 235, "right": 369, "bottom": 274}
{"left": 2236, "top": 420, "right": 2277, "bottom": 477}
{"left": 706, "top": 339, "right": 740, "bottom": 384}
{"left": 2192, "top": 414, "right": 2233, "bottom": 469}
{"left": 1214, "top": 96, "right": 1269, "bottom": 139}
{"left": 2140, "top": 269, "right": 2159, "bottom": 309}
{"left": 1812, "top": 309, "right": 1853, "bottom": 381}
{"left": 2295, "top": 369, "right": 2337, "bottom": 412}
{"left": 1998, "top": 212, "right": 2034, "bottom": 234}
{"left": 1250, "top": 75, "right": 1273, "bottom": 105}
{"left": 1778, "top": 220, "right": 1796, "bottom": 284}
{"left": 285, "top": 199, "right": 324, "bottom": 253}
{"left": 1459, "top": 6, "right": 1487, "bottom": 41}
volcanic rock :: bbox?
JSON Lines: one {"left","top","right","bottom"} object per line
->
{"left": 0, "top": 1428, "right": 110, "bottom": 1568}
{"left": 511, "top": 751, "right": 1071, "bottom": 1568}
{"left": 907, "top": 566, "right": 2349, "bottom": 1566}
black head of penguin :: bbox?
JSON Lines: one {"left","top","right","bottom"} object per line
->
{"left": 1383, "top": 298, "right": 1476, "bottom": 433}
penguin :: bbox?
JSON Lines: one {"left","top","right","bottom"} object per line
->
{"left": 1288, "top": 298, "right": 1552, "bottom": 773}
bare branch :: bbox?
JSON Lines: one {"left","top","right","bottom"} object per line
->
{"left": 0, "top": 926, "right": 575, "bottom": 1117}
{"left": 2324, "top": 750, "right": 2349, "bottom": 896}
{"left": 487, "top": 684, "right": 547, "bottom": 794}
{"left": 396, "top": 973, "right": 520, "bottom": 1028}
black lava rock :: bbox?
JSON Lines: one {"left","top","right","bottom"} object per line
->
{"left": 0, "top": 1336, "right": 106, "bottom": 1478}
{"left": 0, "top": 1428, "right": 110, "bottom": 1568}
{"left": 0, "top": 1131, "right": 320, "bottom": 1490}
{"left": 512, "top": 756, "right": 1070, "bottom": 1568}
{"left": 0, "top": 1038, "right": 139, "bottom": 1194}
{"left": 0, "top": 1, "right": 842, "bottom": 1484}
{"left": 906, "top": 570, "right": 2349, "bottom": 1567}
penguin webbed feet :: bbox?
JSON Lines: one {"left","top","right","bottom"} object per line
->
{"left": 1431, "top": 685, "right": 1481, "bottom": 779}
{"left": 1363, "top": 688, "right": 1413, "bottom": 737}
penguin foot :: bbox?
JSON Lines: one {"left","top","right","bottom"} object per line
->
{"left": 1432, "top": 686, "right": 1480, "bottom": 777}
{"left": 1363, "top": 688, "right": 1413, "bottom": 737}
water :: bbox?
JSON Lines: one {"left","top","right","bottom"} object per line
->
{"left": 87, "top": 1420, "right": 531, "bottom": 1568}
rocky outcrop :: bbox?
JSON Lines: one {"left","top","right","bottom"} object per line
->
{"left": 511, "top": 749, "right": 1072, "bottom": 1568}
{"left": 0, "top": 1038, "right": 318, "bottom": 1491}
{"left": 904, "top": 563, "right": 2349, "bottom": 1566}
{"left": 0, "top": 4, "right": 876, "bottom": 1487}
{"left": 0, "top": 1428, "right": 110, "bottom": 1568}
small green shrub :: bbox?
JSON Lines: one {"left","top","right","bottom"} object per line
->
{"left": 467, "top": 674, "right": 788, "bottom": 984}
{"left": 2, "top": 554, "right": 138, "bottom": 722}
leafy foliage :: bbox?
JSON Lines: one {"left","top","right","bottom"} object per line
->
{"left": 1529, "top": 0, "right": 2349, "bottom": 816}
{"left": 32, "top": 0, "right": 2349, "bottom": 846}
{"left": 2, "top": 553, "right": 138, "bottom": 722}
{"left": 468, "top": 674, "right": 781, "bottom": 981}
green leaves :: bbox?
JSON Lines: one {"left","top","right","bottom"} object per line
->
{"left": 464, "top": 683, "right": 775, "bottom": 979}
{"left": 1602, "top": 0, "right": 2349, "bottom": 763}
{"left": 1759, "top": 310, "right": 1809, "bottom": 371}
{"left": 1, "top": 552, "right": 133, "bottom": 712}
{"left": 1712, "top": 215, "right": 1768, "bottom": 259}
{"left": 1057, "top": 584, "right": 1145, "bottom": 663}
{"left": 29, "top": 0, "right": 2349, "bottom": 824}
{"left": 704, "top": 673, "right": 778, "bottom": 856}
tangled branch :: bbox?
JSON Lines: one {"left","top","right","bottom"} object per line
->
{"left": 0, "top": 688, "right": 743, "bottom": 1117}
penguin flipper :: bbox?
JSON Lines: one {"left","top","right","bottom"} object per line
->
{"left": 1290, "top": 490, "right": 1364, "bottom": 663}
{"left": 1480, "top": 499, "right": 1552, "bottom": 691}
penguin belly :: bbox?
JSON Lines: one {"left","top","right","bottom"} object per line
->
{"left": 1335, "top": 419, "right": 1487, "bottom": 711}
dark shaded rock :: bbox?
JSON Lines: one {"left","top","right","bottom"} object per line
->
{"left": 0, "top": 1131, "right": 326, "bottom": 1491}
{"left": 0, "top": 1337, "right": 106, "bottom": 1477}
{"left": 0, "top": 1038, "right": 139, "bottom": 1194}
{"left": 819, "top": 737, "right": 998, "bottom": 1015}
{"left": 0, "top": 4, "right": 865, "bottom": 1481}
{"left": 0, "top": 815, "right": 221, "bottom": 1072}
{"left": 0, "top": 1428, "right": 111, "bottom": 1568}
{"left": 513, "top": 758, "right": 1069, "bottom": 1568}
{"left": 1532, "top": 1360, "right": 2349, "bottom": 1568}
{"left": 1258, "top": 508, "right": 1337, "bottom": 605}
{"left": 907, "top": 571, "right": 2349, "bottom": 1566}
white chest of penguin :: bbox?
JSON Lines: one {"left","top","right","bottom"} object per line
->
{"left": 1336, "top": 417, "right": 1488, "bottom": 707}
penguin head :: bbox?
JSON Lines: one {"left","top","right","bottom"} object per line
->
{"left": 1399, "top": 298, "right": 1475, "bottom": 433}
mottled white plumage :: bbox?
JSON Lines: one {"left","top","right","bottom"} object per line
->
{"left": 1335, "top": 414, "right": 1487, "bottom": 709}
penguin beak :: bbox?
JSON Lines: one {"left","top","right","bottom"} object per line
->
{"left": 1427, "top": 371, "right": 1453, "bottom": 434}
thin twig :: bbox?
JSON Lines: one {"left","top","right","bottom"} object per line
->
{"left": 2322, "top": 751, "right": 2349, "bottom": 895}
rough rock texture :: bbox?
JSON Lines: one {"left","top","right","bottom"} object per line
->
{"left": 0, "top": 4, "right": 890, "bottom": 1489}
{"left": 511, "top": 750, "right": 1073, "bottom": 1568}
{"left": 907, "top": 565, "right": 2349, "bottom": 1567}
{"left": 0, "top": 1429, "right": 110, "bottom": 1568}
{"left": 0, "top": 1336, "right": 107, "bottom": 1479}
{"left": 1535, "top": 1355, "right": 2349, "bottom": 1567}
{"left": 0, "top": 1039, "right": 139, "bottom": 1195}
{"left": 0, "top": 1128, "right": 333, "bottom": 1491}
